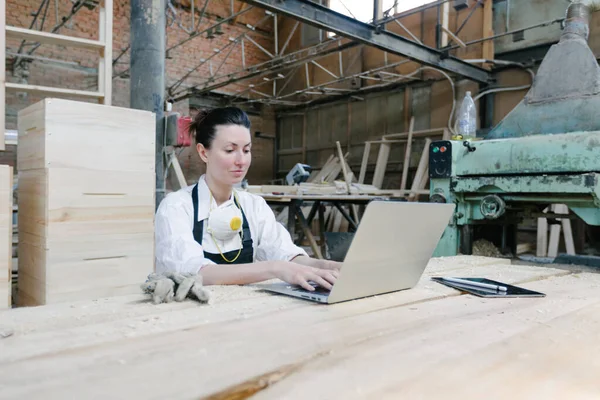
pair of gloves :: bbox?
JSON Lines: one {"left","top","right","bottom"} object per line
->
{"left": 141, "top": 272, "right": 210, "bottom": 304}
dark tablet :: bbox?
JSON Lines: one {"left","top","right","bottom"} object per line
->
{"left": 431, "top": 277, "right": 546, "bottom": 298}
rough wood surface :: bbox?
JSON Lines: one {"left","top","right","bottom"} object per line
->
{"left": 16, "top": 99, "right": 155, "bottom": 306}
{"left": 1, "top": 257, "right": 597, "bottom": 399}
{"left": 0, "top": 166, "right": 12, "bottom": 309}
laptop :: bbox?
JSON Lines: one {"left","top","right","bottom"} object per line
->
{"left": 260, "top": 200, "right": 455, "bottom": 304}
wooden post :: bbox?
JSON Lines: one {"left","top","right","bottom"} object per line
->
{"left": 556, "top": 204, "right": 575, "bottom": 255}
{"left": 441, "top": 1, "right": 450, "bottom": 47}
{"left": 0, "top": 0, "right": 5, "bottom": 150}
{"left": 408, "top": 138, "right": 431, "bottom": 202}
{"left": 302, "top": 113, "right": 307, "bottom": 163}
{"left": 482, "top": 0, "right": 494, "bottom": 67}
{"left": 99, "top": 0, "right": 113, "bottom": 105}
{"left": 536, "top": 209, "right": 548, "bottom": 257}
{"left": 372, "top": 140, "right": 391, "bottom": 189}
{"left": 358, "top": 142, "right": 370, "bottom": 184}
{"left": 400, "top": 117, "right": 415, "bottom": 190}
{"left": 336, "top": 141, "right": 351, "bottom": 194}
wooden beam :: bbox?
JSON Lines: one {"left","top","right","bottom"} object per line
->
{"left": 99, "top": 0, "right": 113, "bottom": 106}
{"left": 5, "top": 26, "right": 105, "bottom": 50}
{"left": 5, "top": 83, "right": 104, "bottom": 99}
{"left": 372, "top": 140, "right": 391, "bottom": 189}
{"left": 1, "top": 0, "right": 6, "bottom": 151}
{"left": 231, "top": 3, "right": 250, "bottom": 24}
{"left": 408, "top": 138, "right": 431, "bottom": 202}
{"left": 440, "top": 26, "right": 466, "bottom": 48}
{"left": 383, "top": 127, "right": 446, "bottom": 139}
{"left": 400, "top": 117, "right": 415, "bottom": 191}
{"left": 556, "top": 204, "right": 575, "bottom": 256}
{"left": 536, "top": 213, "right": 548, "bottom": 257}
{"left": 441, "top": 1, "right": 450, "bottom": 47}
{"left": 336, "top": 141, "right": 351, "bottom": 194}
{"left": 358, "top": 142, "right": 370, "bottom": 184}
{"left": 482, "top": 0, "right": 494, "bottom": 65}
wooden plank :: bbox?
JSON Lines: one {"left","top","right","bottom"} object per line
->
{"left": 358, "top": 142, "right": 370, "bottom": 184}
{"left": 0, "top": 267, "right": 590, "bottom": 399}
{"left": 0, "top": 0, "right": 5, "bottom": 151}
{"left": 547, "top": 205, "right": 561, "bottom": 257}
{"left": 0, "top": 259, "right": 556, "bottom": 357}
{"left": 5, "top": 26, "right": 105, "bottom": 50}
{"left": 400, "top": 117, "right": 415, "bottom": 190}
{"left": 383, "top": 127, "right": 446, "bottom": 140}
{"left": 441, "top": 1, "right": 450, "bottom": 47}
{"left": 555, "top": 204, "right": 575, "bottom": 255}
{"left": 308, "top": 155, "right": 335, "bottom": 184}
{"left": 537, "top": 206, "right": 549, "bottom": 257}
{"left": 17, "top": 98, "right": 155, "bottom": 172}
{"left": 336, "top": 141, "right": 351, "bottom": 194}
{"left": 255, "top": 278, "right": 600, "bottom": 400}
{"left": 18, "top": 169, "right": 155, "bottom": 306}
{"left": 165, "top": 146, "right": 187, "bottom": 189}
{"left": 16, "top": 100, "right": 155, "bottom": 306}
{"left": 482, "top": 0, "right": 494, "bottom": 66}
{"left": 441, "top": 25, "right": 466, "bottom": 48}
{"left": 0, "top": 166, "right": 12, "bottom": 309}
{"left": 6, "top": 83, "right": 104, "bottom": 99}
{"left": 99, "top": 0, "right": 113, "bottom": 106}
{"left": 408, "top": 138, "right": 431, "bottom": 201}
{"left": 372, "top": 141, "right": 391, "bottom": 189}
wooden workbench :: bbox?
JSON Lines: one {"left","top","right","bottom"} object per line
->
{"left": 0, "top": 256, "right": 599, "bottom": 399}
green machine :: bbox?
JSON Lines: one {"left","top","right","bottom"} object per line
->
{"left": 430, "top": 1, "right": 600, "bottom": 257}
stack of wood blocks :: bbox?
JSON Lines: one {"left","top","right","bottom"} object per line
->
{"left": 17, "top": 98, "right": 156, "bottom": 306}
{"left": 0, "top": 166, "right": 13, "bottom": 309}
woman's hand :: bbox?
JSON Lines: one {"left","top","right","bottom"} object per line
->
{"left": 272, "top": 261, "right": 338, "bottom": 292}
{"left": 313, "top": 259, "right": 342, "bottom": 272}
{"left": 291, "top": 255, "right": 342, "bottom": 272}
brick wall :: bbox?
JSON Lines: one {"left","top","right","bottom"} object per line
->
{"left": 4, "top": 0, "right": 276, "bottom": 183}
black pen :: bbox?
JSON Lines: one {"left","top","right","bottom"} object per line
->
{"left": 442, "top": 277, "right": 507, "bottom": 292}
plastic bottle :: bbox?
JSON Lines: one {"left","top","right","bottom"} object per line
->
{"left": 456, "top": 91, "right": 477, "bottom": 140}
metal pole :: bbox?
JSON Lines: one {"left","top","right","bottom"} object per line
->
{"left": 131, "top": 0, "right": 166, "bottom": 209}
{"left": 373, "top": 0, "right": 381, "bottom": 23}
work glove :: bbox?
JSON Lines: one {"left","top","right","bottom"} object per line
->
{"left": 140, "top": 272, "right": 210, "bottom": 304}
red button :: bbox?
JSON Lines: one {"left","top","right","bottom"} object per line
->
{"left": 440, "top": 146, "right": 447, "bottom": 153}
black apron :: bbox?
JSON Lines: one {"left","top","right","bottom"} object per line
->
{"left": 191, "top": 183, "right": 254, "bottom": 264}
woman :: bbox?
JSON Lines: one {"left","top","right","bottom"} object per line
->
{"left": 155, "top": 107, "right": 340, "bottom": 292}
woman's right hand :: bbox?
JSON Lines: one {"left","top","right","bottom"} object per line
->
{"left": 271, "top": 262, "right": 338, "bottom": 291}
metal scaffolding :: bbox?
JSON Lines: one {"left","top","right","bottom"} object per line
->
{"left": 164, "top": 0, "right": 499, "bottom": 108}
{"left": 6, "top": 0, "right": 557, "bottom": 109}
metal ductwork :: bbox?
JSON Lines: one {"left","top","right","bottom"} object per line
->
{"left": 487, "top": 1, "right": 600, "bottom": 139}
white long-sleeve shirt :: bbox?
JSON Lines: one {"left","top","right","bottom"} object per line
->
{"left": 155, "top": 175, "right": 308, "bottom": 274}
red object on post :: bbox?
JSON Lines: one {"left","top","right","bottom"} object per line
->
{"left": 177, "top": 116, "right": 193, "bottom": 147}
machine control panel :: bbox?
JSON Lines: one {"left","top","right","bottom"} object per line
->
{"left": 429, "top": 140, "right": 452, "bottom": 178}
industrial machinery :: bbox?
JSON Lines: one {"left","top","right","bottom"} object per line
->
{"left": 286, "top": 163, "right": 312, "bottom": 185}
{"left": 430, "top": 1, "right": 600, "bottom": 257}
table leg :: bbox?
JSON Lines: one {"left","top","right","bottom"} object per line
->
{"left": 297, "top": 201, "right": 320, "bottom": 245}
{"left": 295, "top": 204, "right": 323, "bottom": 259}
{"left": 287, "top": 201, "right": 297, "bottom": 241}
{"left": 318, "top": 203, "right": 326, "bottom": 257}
{"left": 333, "top": 202, "right": 358, "bottom": 231}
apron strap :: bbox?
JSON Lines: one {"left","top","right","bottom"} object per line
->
{"left": 192, "top": 183, "right": 253, "bottom": 248}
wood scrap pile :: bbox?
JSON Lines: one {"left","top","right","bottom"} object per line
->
{"left": 247, "top": 143, "right": 426, "bottom": 198}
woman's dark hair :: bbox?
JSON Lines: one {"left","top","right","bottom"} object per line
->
{"left": 189, "top": 107, "right": 251, "bottom": 148}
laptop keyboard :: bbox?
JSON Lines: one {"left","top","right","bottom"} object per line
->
{"left": 292, "top": 283, "right": 331, "bottom": 294}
